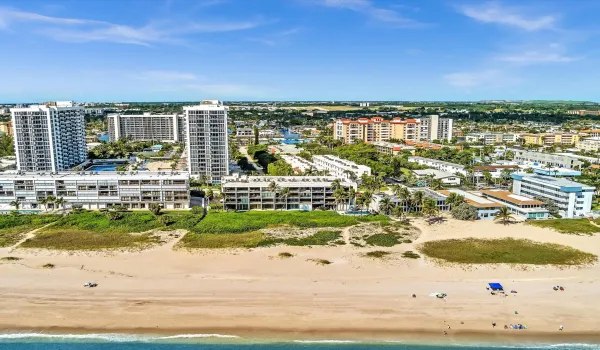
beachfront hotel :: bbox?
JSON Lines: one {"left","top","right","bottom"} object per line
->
{"left": 10, "top": 101, "right": 87, "bottom": 172}
{"left": 437, "top": 189, "right": 503, "bottom": 220}
{"left": 511, "top": 174, "right": 593, "bottom": 218}
{"left": 107, "top": 113, "right": 186, "bottom": 143}
{"left": 184, "top": 100, "right": 229, "bottom": 183}
{"left": 312, "top": 155, "right": 371, "bottom": 181}
{"left": 221, "top": 175, "right": 357, "bottom": 211}
{"left": 480, "top": 189, "right": 549, "bottom": 220}
{"left": 0, "top": 171, "right": 190, "bottom": 212}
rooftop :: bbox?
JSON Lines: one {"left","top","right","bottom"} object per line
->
{"left": 412, "top": 169, "right": 457, "bottom": 179}
{"left": 511, "top": 173, "right": 594, "bottom": 189}
{"left": 0, "top": 171, "right": 189, "bottom": 181}
{"left": 409, "top": 156, "right": 465, "bottom": 169}
{"left": 438, "top": 189, "right": 503, "bottom": 208}
{"left": 222, "top": 175, "right": 355, "bottom": 188}
{"left": 480, "top": 189, "right": 544, "bottom": 206}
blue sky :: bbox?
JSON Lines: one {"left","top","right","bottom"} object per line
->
{"left": 1, "top": 0, "right": 599, "bottom": 102}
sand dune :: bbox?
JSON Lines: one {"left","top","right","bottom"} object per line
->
{"left": 0, "top": 218, "right": 598, "bottom": 342}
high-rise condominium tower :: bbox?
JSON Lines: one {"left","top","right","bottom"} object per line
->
{"left": 184, "top": 100, "right": 229, "bottom": 183}
{"left": 10, "top": 101, "right": 87, "bottom": 172}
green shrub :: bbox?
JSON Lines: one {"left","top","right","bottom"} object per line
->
{"left": 1, "top": 256, "right": 22, "bottom": 261}
{"left": 308, "top": 258, "right": 332, "bottom": 265}
{"left": 364, "top": 251, "right": 391, "bottom": 258}
{"left": 365, "top": 234, "right": 400, "bottom": 247}
{"left": 401, "top": 251, "right": 420, "bottom": 259}
{"left": 419, "top": 238, "right": 597, "bottom": 265}
{"left": 527, "top": 219, "right": 599, "bottom": 235}
{"left": 278, "top": 252, "right": 294, "bottom": 258}
{"left": 42, "top": 263, "right": 55, "bottom": 269}
{"left": 0, "top": 214, "right": 60, "bottom": 247}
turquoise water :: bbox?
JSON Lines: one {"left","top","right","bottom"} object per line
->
{"left": 0, "top": 334, "right": 597, "bottom": 350}
{"left": 87, "top": 165, "right": 118, "bottom": 171}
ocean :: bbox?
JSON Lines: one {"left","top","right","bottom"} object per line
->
{"left": 0, "top": 334, "right": 598, "bottom": 350}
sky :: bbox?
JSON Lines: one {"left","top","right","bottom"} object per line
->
{"left": 1, "top": 0, "right": 600, "bottom": 102}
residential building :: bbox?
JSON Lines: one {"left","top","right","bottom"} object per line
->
{"left": 580, "top": 129, "right": 600, "bottom": 137}
{"left": 11, "top": 101, "right": 87, "bottom": 172}
{"left": 312, "top": 155, "right": 371, "bottom": 181}
{"left": 280, "top": 155, "right": 317, "bottom": 173}
{"left": 0, "top": 171, "right": 190, "bottom": 212}
{"left": 568, "top": 110, "right": 600, "bottom": 116}
{"left": 376, "top": 188, "right": 449, "bottom": 213}
{"left": 417, "top": 115, "right": 454, "bottom": 142}
{"left": 333, "top": 117, "right": 420, "bottom": 144}
{"left": 437, "top": 189, "right": 503, "bottom": 220}
{"left": 372, "top": 141, "right": 410, "bottom": 156}
{"left": 411, "top": 169, "right": 461, "bottom": 186}
{"left": 465, "top": 133, "right": 519, "bottom": 145}
{"left": 408, "top": 156, "right": 466, "bottom": 175}
{"left": 0, "top": 120, "right": 13, "bottom": 137}
{"left": 236, "top": 127, "right": 254, "bottom": 137}
{"left": 107, "top": 113, "right": 186, "bottom": 142}
{"left": 472, "top": 165, "right": 519, "bottom": 179}
{"left": 184, "top": 100, "right": 229, "bottom": 183}
{"left": 481, "top": 189, "right": 549, "bottom": 220}
{"left": 259, "top": 129, "right": 278, "bottom": 138}
{"left": 221, "top": 175, "right": 357, "bottom": 211}
{"left": 84, "top": 108, "right": 106, "bottom": 116}
{"left": 576, "top": 137, "right": 600, "bottom": 152}
{"left": 521, "top": 133, "right": 581, "bottom": 146}
{"left": 511, "top": 173, "right": 594, "bottom": 218}
{"left": 512, "top": 150, "right": 584, "bottom": 169}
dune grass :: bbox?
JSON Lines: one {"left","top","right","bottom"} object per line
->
{"left": 419, "top": 238, "right": 597, "bottom": 265}
{"left": 0, "top": 214, "right": 60, "bottom": 247}
{"left": 527, "top": 219, "right": 600, "bottom": 235}
{"left": 365, "top": 234, "right": 400, "bottom": 247}
{"left": 180, "top": 230, "right": 343, "bottom": 249}
{"left": 308, "top": 258, "right": 332, "bottom": 265}
{"left": 364, "top": 250, "right": 392, "bottom": 258}
{"left": 1, "top": 256, "right": 22, "bottom": 261}
{"left": 189, "top": 211, "right": 389, "bottom": 235}
{"left": 402, "top": 251, "right": 421, "bottom": 259}
{"left": 278, "top": 252, "right": 294, "bottom": 258}
{"left": 20, "top": 212, "right": 165, "bottom": 250}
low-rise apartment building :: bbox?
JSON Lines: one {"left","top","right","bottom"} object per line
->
{"left": 511, "top": 174, "right": 593, "bottom": 218}
{"left": 412, "top": 169, "right": 461, "bottom": 186}
{"left": 372, "top": 141, "right": 410, "bottom": 156}
{"left": 513, "top": 150, "right": 584, "bottom": 169}
{"left": 481, "top": 189, "right": 549, "bottom": 220}
{"left": 333, "top": 116, "right": 451, "bottom": 144}
{"left": 280, "top": 155, "right": 316, "bottom": 173}
{"left": 437, "top": 189, "right": 502, "bottom": 220}
{"left": 568, "top": 110, "right": 600, "bottom": 116}
{"left": 408, "top": 156, "right": 466, "bottom": 175}
{"left": 0, "top": 171, "right": 190, "bottom": 212}
{"left": 236, "top": 127, "right": 254, "bottom": 137}
{"left": 107, "top": 113, "right": 186, "bottom": 143}
{"left": 465, "top": 133, "right": 519, "bottom": 145}
{"left": 575, "top": 137, "right": 600, "bottom": 152}
{"left": 312, "top": 155, "right": 371, "bottom": 181}
{"left": 221, "top": 175, "right": 357, "bottom": 211}
{"left": 0, "top": 120, "right": 13, "bottom": 137}
{"left": 521, "top": 133, "right": 581, "bottom": 146}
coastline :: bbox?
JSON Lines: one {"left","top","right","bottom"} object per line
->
{"left": 1, "top": 326, "right": 600, "bottom": 345}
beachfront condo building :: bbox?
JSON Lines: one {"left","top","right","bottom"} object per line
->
{"left": 184, "top": 100, "right": 229, "bottom": 184}
{"left": 418, "top": 115, "right": 453, "bottom": 142}
{"left": 221, "top": 175, "right": 357, "bottom": 211}
{"left": 10, "top": 101, "right": 87, "bottom": 172}
{"left": 520, "top": 133, "right": 581, "bottom": 146}
{"left": 107, "top": 113, "right": 186, "bottom": 143}
{"left": 0, "top": 171, "right": 190, "bottom": 212}
{"left": 312, "top": 155, "right": 371, "bottom": 181}
{"left": 511, "top": 173, "right": 593, "bottom": 218}
{"left": 512, "top": 150, "right": 584, "bottom": 169}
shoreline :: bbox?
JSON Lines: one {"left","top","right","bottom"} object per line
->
{"left": 1, "top": 326, "right": 600, "bottom": 346}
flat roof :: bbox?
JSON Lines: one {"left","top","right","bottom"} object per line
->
{"left": 438, "top": 189, "right": 503, "bottom": 208}
{"left": 222, "top": 175, "right": 355, "bottom": 188}
{"left": 412, "top": 169, "right": 457, "bottom": 179}
{"left": 0, "top": 171, "right": 189, "bottom": 181}
{"left": 481, "top": 189, "right": 544, "bottom": 206}
{"left": 512, "top": 173, "right": 593, "bottom": 189}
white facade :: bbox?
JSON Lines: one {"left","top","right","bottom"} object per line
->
{"left": 11, "top": 103, "right": 87, "bottom": 172}
{"left": 280, "top": 155, "right": 317, "bottom": 173}
{"left": 412, "top": 169, "right": 461, "bottom": 186}
{"left": 184, "top": 100, "right": 229, "bottom": 183}
{"left": 513, "top": 150, "right": 584, "bottom": 169}
{"left": 0, "top": 171, "right": 190, "bottom": 212}
{"left": 408, "top": 156, "right": 466, "bottom": 175}
{"left": 107, "top": 113, "right": 186, "bottom": 142}
{"left": 511, "top": 173, "right": 594, "bottom": 218}
{"left": 465, "top": 133, "right": 520, "bottom": 145}
{"left": 312, "top": 155, "right": 371, "bottom": 181}
{"left": 418, "top": 115, "right": 453, "bottom": 142}
{"left": 576, "top": 137, "right": 600, "bottom": 152}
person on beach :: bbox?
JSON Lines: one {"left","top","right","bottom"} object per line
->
{"left": 559, "top": 325, "right": 564, "bottom": 331}
{"left": 492, "top": 322, "right": 496, "bottom": 328}
{"left": 443, "top": 331, "right": 447, "bottom": 336}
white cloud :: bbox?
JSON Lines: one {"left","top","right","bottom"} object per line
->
{"left": 247, "top": 27, "right": 302, "bottom": 46}
{"left": 443, "top": 69, "right": 519, "bottom": 88}
{"left": 457, "top": 2, "right": 556, "bottom": 31}
{"left": 315, "top": 0, "right": 425, "bottom": 27}
{"left": 0, "top": 7, "right": 266, "bottom": 46}
{"left": 496, "top": 51, "right": 577, "bottom": 64}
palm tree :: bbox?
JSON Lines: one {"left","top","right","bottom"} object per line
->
{"left": 268, "top": 181, "right": 279, "bottom": 208}
{"left": 333, "top": 187, "right": 347, "bottom": 210}
{"left": 411, "top": 190, "right": 425, "bottom": 212}
{"left": 429, "top": 178, "right": 444, "bottom": 190}
{"left": 10, "top": 199, "right": 20, "bottom": 211}
{"left": 347, "top": 186, "right": 356, "bottom": 208}
{"left": 359, "top": 190, "right": 374, "bottom": 211}
{"left": 46, "top": 195, "right": 56, "bottom": 211}
{"left": 445, "top": 193, "right": 466, "bottom": 208}
{"left": 421, "top": 198, "right": 439, "bottom": 224}
{"left": 54, "top": 197, "right": 66, "bottom": 213}
{"left": 39, "top": 197, "right": 48, "bottom": 212}
{"left": 482, "top": 171, "right": 493, "bottom": 185}
{"left": 378, "top": 197, "right": 395, "bottom": 215}
{"left": 279, "top": 187, "right": 291, "bottom": 210}
{"left": 494, "top": 207, "right": 514, "bottom": 225}
{"left": 205, "top": 189, "right": 214, "bottom": 205}
{"left": 392, "top": 205, "right": 406, "bottom": 221}
{"left": 331, "top": 179, "right": 342, "bottom": 191}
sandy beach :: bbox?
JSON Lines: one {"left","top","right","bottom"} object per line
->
{"left": 1, "top": 218, "right": 599, "bottom": 343}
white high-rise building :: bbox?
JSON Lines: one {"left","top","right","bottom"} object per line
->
{"left": 184, "top": 100, "right": 229, "bottom": 183}
{"left": 107, "top": 113, "right": 186, "bottom": 142}
{"left": 10, "top": 101, "right": 87, "bottom": 172}
{"left": 418, "top": 115, "right": 453, "bottom": 142}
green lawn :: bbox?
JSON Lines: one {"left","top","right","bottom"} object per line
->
{"left": 419, "top": 238, "right": 597, "bottom": 265}
{"left": 0, "top": 214, "right": 61, "bottom": 247}
{"left": 20, "top": 211, "right": 168, "bottom": 250}
{"left": 527, "top": 219, "right": 600, "bottom": 235}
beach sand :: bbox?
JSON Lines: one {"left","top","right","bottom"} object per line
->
{"left": 0, "top": 218, "right": 599, "bottom": 343}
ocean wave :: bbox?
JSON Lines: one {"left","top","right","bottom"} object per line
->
{"left": 0, "top": 332, "right": 240, "bottom": 342}
{"left": 156, "top": 334, "right": 240, "bottom": 339}
{"left": 292, "top": 340, "right": 360, "bottom": 344}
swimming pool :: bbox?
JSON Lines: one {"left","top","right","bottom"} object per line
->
{"left": 87, "top": 165, "right": 118, "bottom": 171}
